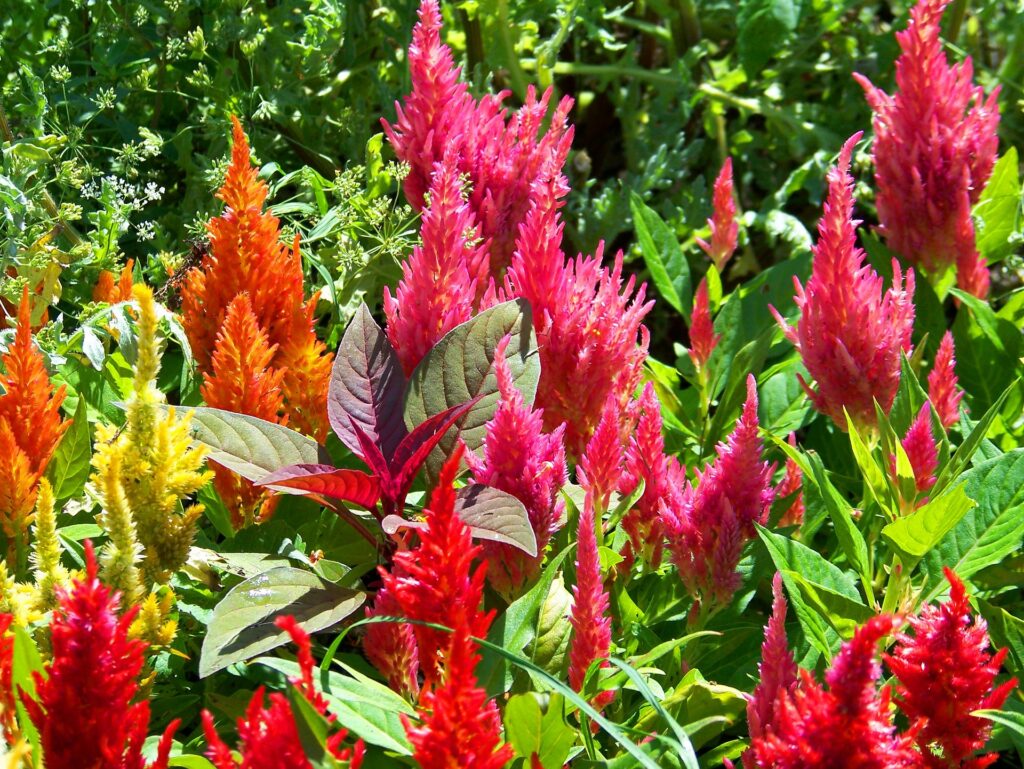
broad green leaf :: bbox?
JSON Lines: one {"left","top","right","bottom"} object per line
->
{"left": 981, "top": 600, "right": 1024, "bottom": 679}
{"left": 504, "top": 693, "right": 575, "bottom": 769}
{"left": 737, "top": 0, "right": 799, "bottom": 74}
{"left": 404, "top": 299, "right": 540, "bottom": 476}
{"left": 951, "top": 299, "right": 1021, "bottom": 415}
{"left": 12, "top": 624, "right": 44, "bottom": 766}
{"left": 973, "top": 147, "right": 1021, "bottom": 261}
{"left": 526, "top": 572, "right": 572, "bottom": 673}
{"left": 881, "top": 484, "right": 975, "bottom": 568}
{"left": 804, "top": 452, "right": 871, "bottom": 589}
{"left": 781, "top": 570, "right": 874, "bottom": 638}
{"left": 629, "top": 192, "right": 691, "bottom": 315}
{"left": 48, "top": 397, "right": 91, "bottom": 501}
{"left": 183, "top": 406, "right": 326, "bottom": 482}
{"left": 756, "top": 524, "right": 862, "bottom": 599}
{"left": 845, "top": 410, "right": 889, "bottom": 511}
{"left": 974, "top": 709, "right": 1024, "bottom": 741}
{"left": 922, "top": 450, "right": 1024, "bottom": 601}
{"left": 199, "top": 566, "right": 365, "bottom": 678}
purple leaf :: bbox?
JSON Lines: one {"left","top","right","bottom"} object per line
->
{"left": 328, "top": 303, "right": 407, "bottom": 462}
{"left": 256, "top": 464, "right": 381, "bottom": 510}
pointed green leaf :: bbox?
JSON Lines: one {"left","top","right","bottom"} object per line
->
{"left": 881, "top": 484, "right": 976, "bottom": 568}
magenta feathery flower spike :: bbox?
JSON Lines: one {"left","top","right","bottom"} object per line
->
{"left": 750, "top": 615, "right": 921, "bottom": 769}
{"left": 928, "top": 331, "right": 964, "bottom": 430}
{"left": 384, "top": 147, "right": 483, "bottom": 375}
{"left": 363, "top": 580, "right": 420, "bottom": 697}
{"left": 382, "top": 444, "right": 493, "bottom": 688}
{"left": 661, "top": 376, "right": 775, "bottom": 609}
{"left": 776, "top": 433, "right": 805, "bottom": 527}
{"left": 383, "top": 0, "right": 573, "bottom": 278}
{"left": 567, "top": 492, "right": 614, "bottom": 711}
{"left": 771, "top": 133, "right": 915, "bottom": 432}
{"left": 899, "top": 404, "right": 939, "bottom": 495}
{"left": 696, "top": 157, "right": 739, "bottom": 270}
{"left": 21, "top": 541, "right": 178, "bottom": 769}
{"left": 853, "top": 0, "right": 999, "bottom": 296}
{"left": 745, "top": 574, "right": 798, "bottom": 747}
{"left": 466, "top": 336, "right": 568, "bottom": 596}
{"left": 576, "top": 394, "right": 626, "bottom": 513}
{"left": 886, "top": 568, "right": 1017, "bottom": 769}
{"left": 620, "top": 383, "right": 683, "bottom": 568}
{"left": 689, "top": 277, "right": 719, "bottom": 370}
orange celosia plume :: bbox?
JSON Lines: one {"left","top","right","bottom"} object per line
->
{"left": 92, "top": 260, "right": 135, "bottom": 304}
{"left": 0, "top": 289, "right": 70, "bottom": 541}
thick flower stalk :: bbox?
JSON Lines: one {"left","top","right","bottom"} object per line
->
{"left": 854, "top": 0, "right": 999, "bottom": 298}
{"left": 928, "top": 331, "right": 964, "bottom": 430}
{"left": 0, "top": 288, "right": 69, "bottom": 543}
{"left": 885, "top": 568, "right": 1016, "bottom": 768}
{"left": 182, "top": 116, "right": 333, "bottom": 439}
{"left": 384, "top": 150, "right": 484, "bottom": 374}
{"left": 661, "top": 377, "right": 775, "bottom": 611}
{"left": 506, "top": 173, "right": 653, "bottom": 456}
{"left": 91, "top": 285, "right": 211, "bottom": 594}
{"left": 697, "top": 158, "right": 739, "bottom": 270}
{"left": 772, "top": 134, "right": 915, "bottom": 432}
{"left": 21, "top": 542, "right": 178, "bottom": 769}
{"left": 383, "top": 0, "right": 573, "bottom": 277}
{"left": 466, "top": 337, "right": 568, "bottom": 596}
{"left": 567, "top": 494, "right": 614, "bottom": 713}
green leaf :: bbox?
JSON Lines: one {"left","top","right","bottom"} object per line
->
{"left": 881, "top": 484, "right": 976, "bottom": 568}
{"left": 756, "top": 524, "right": 862, "bottom": 599}
{"left": 199, "top": 566, "right": 365, "bottom": 678}
{"left": 803, "top": 451, "right": 871, "bottom": 590}
{"left": 781, "top": 570, "right": 874, "bottom": 638}
{"left": 973, "top": 147, "right": 1021, "bottom": 261}
{"left": 12, "top": 624, "right": 44, "bottom": 767}
{"left": 922, "top": 450, "right": 1024, "bottom": 601}
{"left": 737, "top": 0, "right": 799, "bottom": 75}
{"left": 182, "top": 406, "right": 326, "bottom": 483}
{"left": 974, "top": 709, "right": 1024, "bottom": 740}
{"left": 48, "top": 397, "right": 91, "bottom": 501}
{"left": 629, "top": 192, "right": 691, "bottom": 315}
{"left": 526, "top": 572, "right": 572, "bottom": 673}
{"left": 404, "top": 299, "right": 540, "bottom": 477}
{"left": 504, "top": 693, "right": 575, "bottom": 769}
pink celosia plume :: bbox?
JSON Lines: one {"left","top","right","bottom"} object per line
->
{"left": 928, "top": 331, "right": 964, "bottom": 430}
{"left": 696, "top": 157, "right": 739, "bottom": 270}
{"left": 363, "top": 579, "right": 420, "bottom": 697}
{"left": 854, "top": 0, "right": 999, "bottom": 298}
{"left": 689, "top": 277, "right": 719, "bottom": 370}
{"left": 745, "top": 574, "right": 798, "bottom": 750}
{"left": 772, "top": 133, "right": 915, "bottom": 432}
{"left": 776, "top": 433, "right": 805, "bottom": 527}
{"left": 576, "top": 395, "right": 627, "bottom": 513}
{"left": 897, "top": 404, "right": 939, "bottom": 496}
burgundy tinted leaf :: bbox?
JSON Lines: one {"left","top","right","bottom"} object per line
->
{"left": 350, "top": 418, "right": 393, "bottom": 484}
{"left": 391, "top": 397, "right": 480, "bottom": 496}
{"left": 328, "top": 303, "right": 408, "bottom": 461}
{"left": 256, "top": 463, "right": 381, "bottom": 510}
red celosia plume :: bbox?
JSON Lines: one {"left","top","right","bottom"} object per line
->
{"left": 696, "top": 157, "right": 739, "bottom": 270}
{"left": 0, "top": 614, "right": 14, "bottom": 741}
{"left": 854, "top": 0, "right": 999, "bottom": 298}
{"left": 927, "top": 331, "right": 964, "bottom": 430}
{"left": 772, "top": 133, "right": 915, "bottom": 432}
{"left": 775, "top": 434, "right": 805, "bottom": 527}
{"left": 688, "top": 277, "right": 719, "bottom": 370}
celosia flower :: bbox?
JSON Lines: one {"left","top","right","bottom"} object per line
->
{"left": 886, "top": 568, "right": 1016, "bottom": 768}
{"left": 21, "top": 542, "right": 178, "bottom": 769}
{"left": 465, "top": 337, "right": 567, "bottom": 596}
{"left": 384, "top": 150, "right": 484, "bottom": 374}
{"left": 505, "top": 173, "right": 653, "bottom": 456}
{"left": 776, "top": 434, "right": 805, "bottom": 527}
{"left": 854, "top": 0, "right": 999, "bottom": 298}
{"left": 744, "top": 573, "right": 797, "bottom": 755}
{"left": 92, "top": 260, "right": 135, "bottom": 304}
{"left": 661, "top": 376, "right": 774, "bottom": 610}
{"left": 927, "top": 331, "right": 964, "bottom": 430}
{"left": 182, "top": 117, "right": 332, "bottom": 440}
{"left": 749, "top": 615, "right": 920, "bottom": 769}
{"left": 381, "top": 445, "right": 492, "bottom": 687}
{"left": 0, "top": 614, "right": 13, "bottom": 741}
{"left": 577, "top": 396, "right": 626, "bottom": 516}
{"left": 696, "top": 158, "right": 739, "bottom": 270}
{"left": 363, "top": 580, "right": 420, "bottom": 697}
{"left": 772, "top": 134, "right": 915, "bottom": 432}
{"left": 688, "top": 277, "right": 719, "bottom": 370}
{"left": 383, "top": 0, "right": 573, "bottom": 277}
{"left": 897, "top": 404, "right": 939, "bottom": 496}
{"left": 0, "top": 288, "right": 69, "bottom": 541}
{"left": 30, "top": 478, "right": 70, "bottom": 611}
{"left": 567, "top": 494, "right": 614, "bottom": 712}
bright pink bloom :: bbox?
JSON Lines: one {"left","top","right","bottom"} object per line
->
{"left": 577, "top": 395, "right": 627, "bottom": 513}
{"left": 776, "top": 434, "right": 805, "bottom": 527}
{"left": 567, "top": 494, "right": 614, "bottom": 712}
{"left": 928, "top": 331, "right": 964, "bottom": 430}
{"left": 746, "top": 574, "right": 798, "bottom": 747}
{"left": 696, "top": 157, "right": 739, "bottom": 269}
{"left": 854, "top": 0, "right": 999, "bottom": 297}
{"left": 506, "top": 174, "right": 653, "bottom": 456}
{"left": 899, "top": 404, "right": 939, "bottom": 495}
{"left": 886, "top": 568, "right": 1017, "bottom": 768}
{"left": 363, "top": 580, "right": 420, "bottom": 697}
{"left": 749, "top": 616, "right": 920, "bottom": 769}
{"left": 689, "top": 277, "right": 719, "bottom": 369}
{"left": 661, "top": 376, "right": 775, "bottom": 609}
{"left": 466, "top": 336, "right": 568, "bottom": 596}
{"left": 383, "top": 0, "right": 573, "bottom": 277}
{"left": 772, "top": 133, "right": 915, "bottom": 432}
{"left": 384, "top": 149, "right": 484, "bottom": 374}
{"left": 22, "top": 542, "right": 177, "bottom": 769}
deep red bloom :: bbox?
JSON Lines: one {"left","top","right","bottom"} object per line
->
{"left": 661, "top": 376, "right": 775, "bottom": 608}
{"left": 898, "top": 404, "right": 939, "bottom": 495}
{"left": 383, "top": 1, "right": 573, "bottom": 278}
{"left": 696, "top": 158, "right": 739, "bottom": 270}
{"left": 776, "top": 434, "right": 805, "bottom": 527}
{"left": 886, "top": 568, "right": 1016, "bottom": 768}
{"left": 688, "top": 277, "right": 719, "bottom": 370}
{"left": 854, "top": 0, "right": 999, "bottom": 297}
{"left": 928, "top": 331, "right": 964, "bottom": 430}
{"left": 750, "top": 616, "right": 920, "bottom": 769}
{"left": 384, "top": 149, "right": 485, "bottom": 375}
{"left": 567, "top": 494, "right": 614, "bottom": 712}
{"left": 21, "top": 542, "right": 177, "bottom": 769}
{"left": 772, "top": 134, "right": 915, "bottom": 432}
{"left": 0, "top": 614, "right": 14, "bottom": 741}
{"left": 364, "top": 580, "right": 420, "bottom": 697}
{"left": 466, "top": 337, "right": 568, "bottom": 596}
